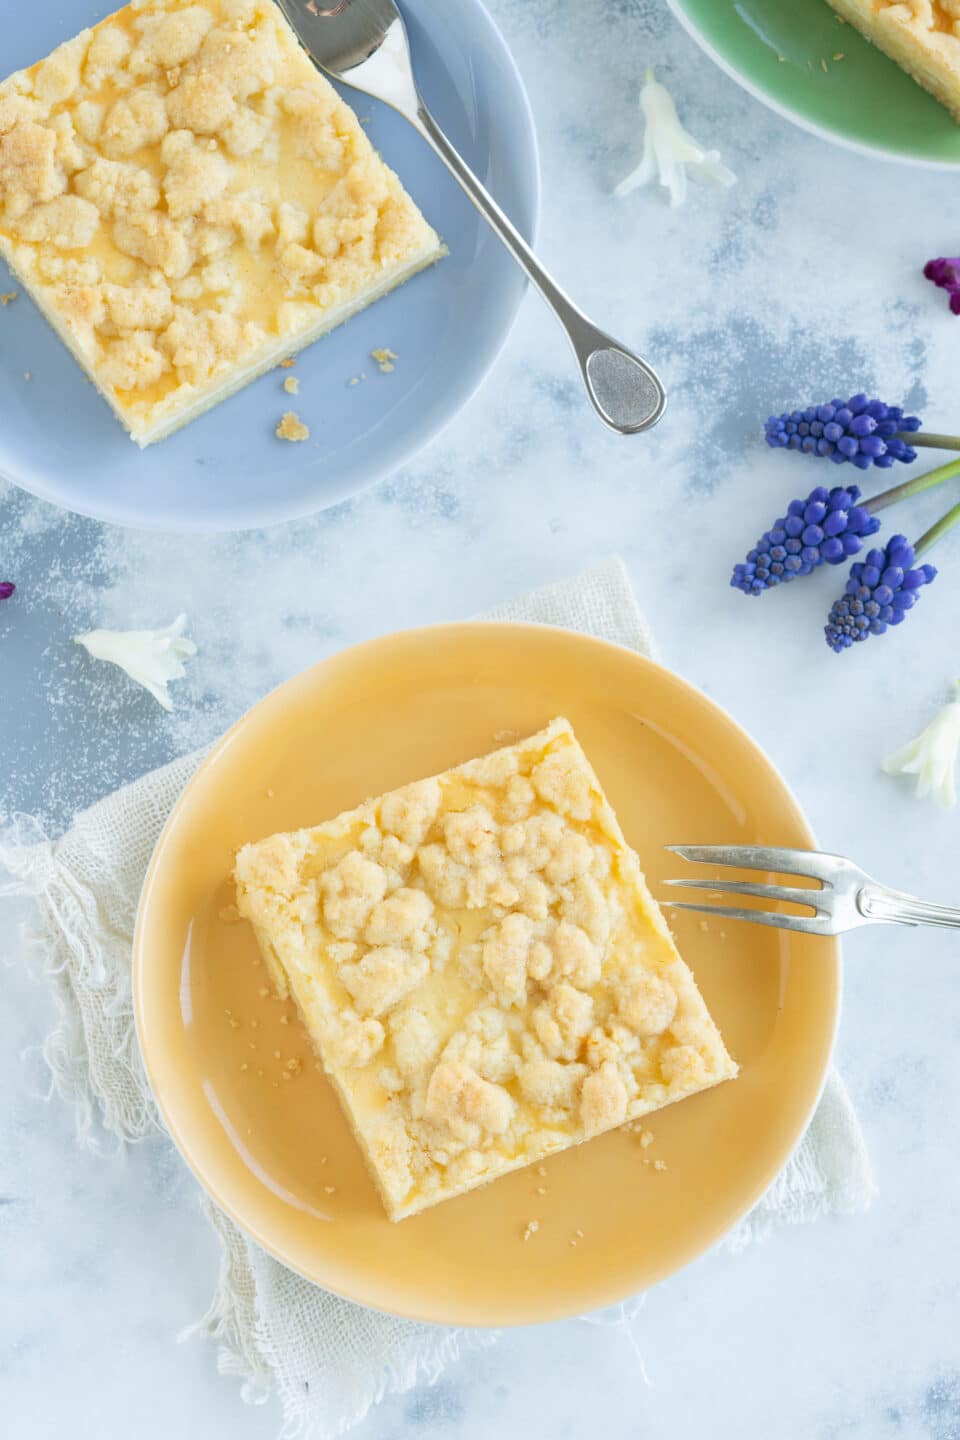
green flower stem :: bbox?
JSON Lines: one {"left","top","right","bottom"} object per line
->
{"left": 915, "top": 497, "right": 960, "bottom": 560}
{"left": 865, "top": 454, "right": 960, "bottom": 515}
{"left": 896, "top": 431, "right": 960, "bottom": 452}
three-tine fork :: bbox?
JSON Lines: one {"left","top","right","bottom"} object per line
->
{"left": 275, "top": 0, "right": 667, "bottom": 434}
{"left": 664, "top": 845, "right": 960, "bottom": 935}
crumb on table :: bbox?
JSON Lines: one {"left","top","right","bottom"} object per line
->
{"left": 522, "top": 1219, "right": 539, "bottom": 1242}
{"left": 280, "top": 359, "right": 297, "bottom": 369}
{"left": 372, "top": 347, "right": 398, "bottom": 373}
{"left": 283, "top": 375, "right": 300, "bottom": 395}
{"left": 0, "top": 291, "right": 16, "bottom": 305}
{"left": 276, "top": 411, "right": 309, "bottom": 442}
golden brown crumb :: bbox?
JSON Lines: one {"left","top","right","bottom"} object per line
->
{"left": 229, "top": 1018, "right": 240, "bottom": 1029}
{"left": 320, "top": 1155, "right": 327, "bottom": 1165}
{"left": 575, "top": 1228, "right": 584, "bottom": 1238}
{"left": 286, "top": 1058, "right": 302, "bottom": 1074}
{"left": 283, "top": 374, "right": 299, "bottom": 395}
{"left": 522, "top": 1220, "right": 539, "bottom": 1242}
{"left": 266, "top": 787, "right": 275, "bottom": 799}
{"left": 537, "top": 1166, "right": 547, "bottom": 1178}
{"left": 279, "top": 1014, "right": 289, "bottom": 1025}
{"left": 0, "top": 291, "right": 16, "bottom": 305}
{"left": 653, "top": 1159, "right": 667, "bottom": 1172}
{"left": 280, "top": 358, "right": 296, "bottom": 369}
{"left": 372, "top": 346, "right": 397, "bottom": 373}
{"left": 820, "top": 57, "right": 829, "bottom": 72}
{"left": 324, "top": 1184, "right": 336, "bottom": 1195}
{"left": 833, "top": 52, "right": 845, "bottom": 61}
{"left": 249, "top": 1019, "right": 259, "bottom": 1029}
{"left": 276, "top": 410, "right": 309, "bottom": 442}
{"left": 640, "top": 1129, "right": 654, "bottom": 1148}
{"left": 535, "top": 1185, "right": 546, "bottom": 1196}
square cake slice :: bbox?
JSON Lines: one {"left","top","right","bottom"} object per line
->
{"left": 234, "top": 718, "right": 738, "bottom": 1221}
{"left": 826, "top": 0, "right": 960, "bottom": 121}
{"left": 0, "top": 0, "right": 444, "bottom": 447}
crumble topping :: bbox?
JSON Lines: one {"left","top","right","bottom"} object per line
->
{"left": 371, "top": 345, "right": 396, "bottom": 373}
{"left": 275, "top": 409, "right": 308, "bottom": 441}
{"left": 234, "top": 718, "right": 737, "bottom": 1220}
{"left": 0, "top": 0, "right": 442, "bottom": 444}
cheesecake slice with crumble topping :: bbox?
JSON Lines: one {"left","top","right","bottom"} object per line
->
{"left": 234, "top": 718, "right": 737, "bottom": 1221}
{"left": 0, "top": 0, "right": 444, "bottom": 447}
{"left": 826, "top": 0, "right": 960, "bottom": 121}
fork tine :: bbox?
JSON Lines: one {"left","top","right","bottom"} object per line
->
{"left": 662, "top": 877, "right": 828, "bottom": 912}
{"left": 665, "top": 901, "right": 832, "bottom": 935}
{"left": 665, "top": 844, "right": 839, "bottom": 884}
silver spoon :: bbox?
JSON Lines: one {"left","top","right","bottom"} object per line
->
{"left": 276, "top": 0, "right": 667, "bottom": 435}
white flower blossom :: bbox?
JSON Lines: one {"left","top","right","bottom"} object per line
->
{"left": 73, "top": 614, "right": 196, "bottom": 711}
{"left": 615, "top": 69, "right": 737, "bottom": 207}
{"left": 881, "top": 682, "right": 960, "bottom": 808}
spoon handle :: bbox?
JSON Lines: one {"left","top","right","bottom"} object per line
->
{"left": 414, "top": 104, "right": 666, "bottom": 435}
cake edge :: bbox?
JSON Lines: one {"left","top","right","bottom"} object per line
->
{"left": 825, "top": 0, "right": 960, "bottom": 123}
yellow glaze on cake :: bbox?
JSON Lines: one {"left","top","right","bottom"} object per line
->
{"left": 234, "top": 718, "right": 737, "bottom": 1221}
{"left": 826, "top": 0, "right": 960, "bottom": 121}
{"left": 0, "top": 0, "right": 444, "bottom": 446}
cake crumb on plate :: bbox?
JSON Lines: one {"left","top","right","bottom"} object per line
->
{"left": 276, "top": 412, "right": 310, "bottom": 442}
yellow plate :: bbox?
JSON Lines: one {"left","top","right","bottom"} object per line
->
{"left": 134, "top": 624, "right": 839, "bottom": 1326}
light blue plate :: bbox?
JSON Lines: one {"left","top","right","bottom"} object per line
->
{"left": 0, "top": 0, "right": 539, "bottom": 531}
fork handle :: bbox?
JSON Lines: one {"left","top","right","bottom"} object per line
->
{"left": 860, "top": 883, "right": 960, "bottom": 930}
{"left": 413, "top": 104, "right": 666, "bottom": 435}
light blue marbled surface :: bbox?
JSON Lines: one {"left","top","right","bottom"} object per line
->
{"left": 2, "top": 0, "right": 960, "bottom": 1436}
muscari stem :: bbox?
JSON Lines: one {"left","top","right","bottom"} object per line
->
{"left": 865, "top": 454, "right": 960, "bottom": 514}
{"left": 914, "top": 496, "right": 960, "bottom": 560}
{"left": 897, "top": 430, "right": 960, "bottom": 452}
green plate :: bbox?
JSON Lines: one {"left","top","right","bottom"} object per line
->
{"left": 668, "top": 0, "right": 960, "bottom": 167}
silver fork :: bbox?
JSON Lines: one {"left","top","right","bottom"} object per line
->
{"left": 663, "top": 845, "right": 960, "bottom": 935}
{"left": 275, "top": 0, "right": 667, "bottom": 435}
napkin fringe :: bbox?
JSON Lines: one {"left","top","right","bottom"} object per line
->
{"left": 0, "top": 813, "right": 159, "bottom": 1147}
{"left": 269, "top": 1326, "right": 498, "bottom": 1440}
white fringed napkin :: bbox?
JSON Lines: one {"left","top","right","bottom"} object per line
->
{"left": 0, "top": 558, "right": 874, "bottom": 1439}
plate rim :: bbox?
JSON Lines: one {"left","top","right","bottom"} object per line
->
{"left": 0, "top": 0, "right": 542, "bottom": 532}
{"left": 133, "top": 620, "right": 842, "bottom": 1325}
{"left": 667, "top": 0, "right": 960, "bottom": 171}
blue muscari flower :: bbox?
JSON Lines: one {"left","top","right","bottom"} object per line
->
{"left": 731, "top": 484, "right": 880, "bottom": 595}
{"left": 765, "top": 395, "right": 921, "bottom": 468}
{"left": 825, "top": 535, "right": 937, "bottom": 652}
